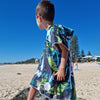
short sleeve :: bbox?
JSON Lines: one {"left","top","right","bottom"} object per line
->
{"left": 50, "top": 25, "right": 74, "bottom": 52}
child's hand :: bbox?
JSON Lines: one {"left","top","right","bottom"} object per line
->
{"left": 53, "top": 68, "right": 65, "bottom": 81}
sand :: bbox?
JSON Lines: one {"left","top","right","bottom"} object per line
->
{"left": 74, "top": 62, "right": 100, "bottom": 100}
{"left": 0, "top": 64, "right": 38, "bottom": 100}
{"left": 0, "top": 62, "right": 100, "bottom": 100}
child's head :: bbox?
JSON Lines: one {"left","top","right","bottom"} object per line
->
{"left": 35, "top": 0, "right": 55, "bottom": 30}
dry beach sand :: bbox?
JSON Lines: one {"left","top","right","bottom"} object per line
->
{"left": 0, "top": 63, "right": 100, "bottom": 100}
{"left": 0, "top": 64, "right": 38, "bottom": 100}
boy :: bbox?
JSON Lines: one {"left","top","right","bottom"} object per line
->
{"left": 27, "top": 0, "right": 76, "bottom": 100}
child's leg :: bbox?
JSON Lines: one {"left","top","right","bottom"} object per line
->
{"left": 27, "top": 86, "right": 38, "bottom": 100}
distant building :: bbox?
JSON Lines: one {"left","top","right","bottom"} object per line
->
{"left": 81, "top": 56, "right": 100, "bottom": 62}
{"left": 92, "top": 56, "right": 100, "bottom": 61}
{"left": 83, "top": 56, "right": 93, "bottom": 59}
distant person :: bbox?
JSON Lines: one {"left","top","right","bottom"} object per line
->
{"left": 27, "top": 0, "right": 76, "bottom": 100}
{"left": 74, "top": 59, "right": 79, "bottom": 70}
{"left": 74, "top": 63, "right": 79, "bottom": 70}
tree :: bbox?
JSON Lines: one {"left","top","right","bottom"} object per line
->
{"left": 70, "top": 35, "right": 80, "bottom": 62}
{"left": 87, "top": 51, "right": 91, "bottom": 56}
{"left": 80, "top": 50, "right": 85, "bottom": 57}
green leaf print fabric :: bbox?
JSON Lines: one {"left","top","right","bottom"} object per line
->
{"left": 30, "top": 24, "right": 77, "bottom": 100}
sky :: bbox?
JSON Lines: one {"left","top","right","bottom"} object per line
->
{"left": 0, "top": 0, "right": 100, "bottom": 63}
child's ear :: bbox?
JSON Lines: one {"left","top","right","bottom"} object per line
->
{"left": 39, "top": 16, "right": 42, "bottom": 22}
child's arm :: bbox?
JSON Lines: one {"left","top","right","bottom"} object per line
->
{"left": 53, "top": 44, "right": 69, "bottom": 81}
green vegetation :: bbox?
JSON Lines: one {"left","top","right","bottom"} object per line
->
{"left": 70, "top": 35, "right": 80, "bottom": 62}
{"left": 97, "top": 59, "right": 100, "bottom": 62}
{"left": 80, "top": 50, "right": 85, "bottom": 57}
{"left": 86, "top": 58, "right": 91, "bottom": 62}
{"left": 15, "top": 58, "right": 36, "bottom": 64}
{"left": 3, "top": 58, "right": 39, "bottom": 64}
{"left": 69, "top": 35, "right": 94, "bottom": 62}
{"left": 87, "top": 51, "right": 91, "bottom": 56}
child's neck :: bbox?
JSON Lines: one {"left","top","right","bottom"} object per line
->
{"left": 46, "top": 24, "right": 53, "bottom": 30}
{"left": 43, "top": 21, "right": 53, "bottom": 31}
